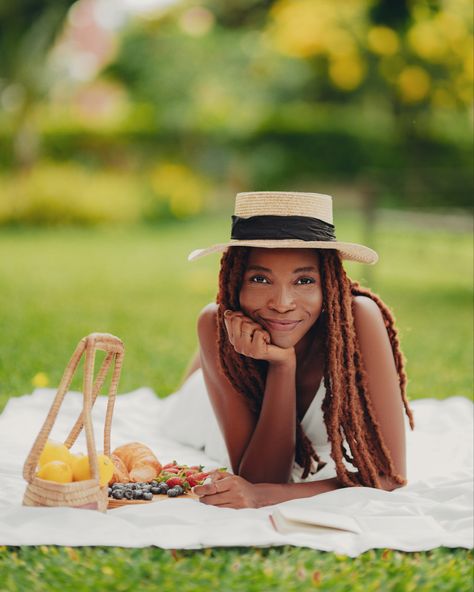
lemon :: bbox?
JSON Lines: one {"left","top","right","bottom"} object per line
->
{"left": 38, "top": 440, "right": 73, "bottom": 469}
{"left": 69, "top": 452, "right": 85, "bottom": 476}
{"left": 72, "top": 454, "right": 114, "bottom": 487}
{"left": 37, "top": 461, "right": 73, "bottom": 483}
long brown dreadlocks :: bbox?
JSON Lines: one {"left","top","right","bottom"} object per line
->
{"left": 216, "top": 246, "right": 415, "bottom": 487}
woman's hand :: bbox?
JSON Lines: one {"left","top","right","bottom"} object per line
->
{"left": 223, "top": 310, "right": 295, "bottom": 366}
{"left": 193, "top": 470, "right": 262, "bottom": 509}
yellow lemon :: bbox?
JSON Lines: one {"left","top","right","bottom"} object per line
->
{"left": 38, "top": 440, "right": 74, "bottom": 468}
{"left": 37, "top": 461, "right": 73, "bottom": 483}
{"left": 69, "top": 453, "right": 86, "bottom": 475}
{"left": 72, "top": 454, "right": 114, "bottom": 487}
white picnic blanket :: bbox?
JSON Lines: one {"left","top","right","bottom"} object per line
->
{"left": 0, "top": 383, "right": 472, "bottom": 556}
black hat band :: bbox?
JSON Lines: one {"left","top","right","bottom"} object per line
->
{"left": 231, "top": 215, "right": 336, "bottom": 242}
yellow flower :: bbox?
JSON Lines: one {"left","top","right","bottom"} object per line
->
{"left": 32, "top": 372, "right": 49, "bottom": 388}
{"left": 329, "top": 53, "right": 366, "bottom": 91}
{"left": 408, "top": 22, "right": 447, "bottom": 62}
{"left": 368, "top": 26, "right": 400, "bottom": 56}
{"left": 150, "top": 163, "right": 207, "bottom": 219}
{"left": 268, "top": 0, "right": 366, "bottom": 59}
{"left": 397, "top": 66, "right": 431, "bottom": 103}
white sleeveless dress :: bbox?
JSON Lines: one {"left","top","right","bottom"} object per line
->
{"left": 157, "top": 368, "right": 337, "bottom": 483}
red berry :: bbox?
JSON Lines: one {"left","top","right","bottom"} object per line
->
{"left": 162, "top": 462, "right": 178, "bottom": 470}
{"left": 187, "top": 472, "right": 210, "bottom": 487}
{"left": 166, "top": 476, "right": 185, "bottom": 488}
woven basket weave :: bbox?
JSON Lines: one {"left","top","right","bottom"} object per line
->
{"left": 22, "top": 333, "right": 124, "bottom": 513}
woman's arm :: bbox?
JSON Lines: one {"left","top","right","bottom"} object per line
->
{"left": 195, "top": 295, "right": 407, "bottom": 508}
{"left": 198, "top": 303, "right": 298, "bottom": 483}
{"left": 351, "top": 294, "right": 407, "bottom": 485}
{"left": 195, "top": 471, "right": 401, "bottom": 509}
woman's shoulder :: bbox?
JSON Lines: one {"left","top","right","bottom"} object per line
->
{"left": 197, "top": 302, "right": 218, "bottom": 326}
{"left": 197, "top": 302, "right": 218, "bottom": 346}
{"left": 352, "top": 294, "right": 384, "bottom": 327}
{"left": 351, "top": 294, "right": 393, "bottom": 358}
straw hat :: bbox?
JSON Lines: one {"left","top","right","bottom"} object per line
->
{"left": 188, "top": 191, "right": 378, "bottom": 264}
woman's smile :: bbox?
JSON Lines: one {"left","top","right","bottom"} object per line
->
{"left": 260, "top": 318, "right": 302, "bottom": 332}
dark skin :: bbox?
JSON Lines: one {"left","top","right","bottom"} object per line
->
{"left": 183, "top": 248, "right": 407, "bottom": 509}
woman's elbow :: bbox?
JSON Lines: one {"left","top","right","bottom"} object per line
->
{"left": 379, "top": 474, "right": 407, "bottom": 491}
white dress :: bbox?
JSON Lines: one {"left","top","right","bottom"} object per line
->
{"left": 157, "top": 368, "right": 337, "bottom": 483}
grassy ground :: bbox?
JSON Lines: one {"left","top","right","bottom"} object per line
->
{"left": 0, "top": 210, "right": 472, "bottom": 591}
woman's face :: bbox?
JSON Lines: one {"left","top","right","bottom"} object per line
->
{"left": 239, "top": 248, "right": 323, "bottom": 349}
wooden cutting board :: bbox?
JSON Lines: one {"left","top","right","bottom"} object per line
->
{"left": 108, "top": 491, "right": 199, "bottom": 509}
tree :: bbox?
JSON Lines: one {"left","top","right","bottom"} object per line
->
{"left": 0, "top": 0, "right": 76, "bottom": 167}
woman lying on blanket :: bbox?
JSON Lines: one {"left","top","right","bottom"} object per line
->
{"left": 184, "top": 191, "right": 414, "bottom": 509}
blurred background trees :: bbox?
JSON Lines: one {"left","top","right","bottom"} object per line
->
{"left": 0, "top": 0, "right": 472, "bottom": 226}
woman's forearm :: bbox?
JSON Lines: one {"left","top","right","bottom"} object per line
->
{"left": 252, "top": 473, "right": 404, "bottom": 508}
{"left": 253, "top": 477, "right": 341, "bottom": 507}
{"left": 238, "top": 357, "right": 297, "bottom": 483}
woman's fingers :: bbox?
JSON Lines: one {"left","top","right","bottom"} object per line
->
{"left": 223, "top": 310, "right": 279, "bottom": 361}
{"left": 193, "top": 476, "right": 232, "bottom": 497}
{"left": 224, "top": 310, "right": 260, "bottom": 342}
{"left": 198, "top": 493, "right": 237, "bottom": 507}
{"left": 253, "top": 330, "right": 269, "bottom": 353}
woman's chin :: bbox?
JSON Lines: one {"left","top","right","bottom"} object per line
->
{"left": 270, "top": 335, "right": 298, "bottom": 349}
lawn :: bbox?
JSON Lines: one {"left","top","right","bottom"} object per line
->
{"left": 0, "top": 210, "right": 472, "bottom": 591}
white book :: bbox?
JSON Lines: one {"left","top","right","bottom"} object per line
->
{"left": 270, "top": 507, "right": 362, "bottom": 535}
{"left": 270, "top": 507, "right": 445, "bottom": 536}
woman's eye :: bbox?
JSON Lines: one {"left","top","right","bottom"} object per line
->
{"left": 296, "top": 277, "right": 316, "bottom": 285}
{"left": 249, "top": 275, "right": 269, "bottom": 284}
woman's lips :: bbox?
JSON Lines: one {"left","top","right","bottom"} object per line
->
{"left": 261, "top": 318, "right": 301, "bottom": 332}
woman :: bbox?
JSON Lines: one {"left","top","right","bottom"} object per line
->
{"left": 181, "top": 191, "right": 414, "bottom": 509}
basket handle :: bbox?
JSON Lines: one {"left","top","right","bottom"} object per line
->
{"left": 23, "top": 333, "right": 124, "bottom": 484}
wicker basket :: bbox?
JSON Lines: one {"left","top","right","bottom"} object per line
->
{"left": 22, "top": 333, "right": 124, "bottom": 513}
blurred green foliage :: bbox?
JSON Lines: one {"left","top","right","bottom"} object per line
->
{"left": 0, "top": 160, "right": 213, "bottom": 226}
{"left": 0, "top": 0, "right": 472, "bottom": 224}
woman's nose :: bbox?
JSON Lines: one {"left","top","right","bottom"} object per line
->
{"left": 268, "top": 286, "right": 296, "bottom": 312}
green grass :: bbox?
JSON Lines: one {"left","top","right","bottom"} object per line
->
{"left": 0, "top": 211, "right": 472, "bottom": 591}
{"left": 0, "top": 545, "right": 472, "bottom": 592}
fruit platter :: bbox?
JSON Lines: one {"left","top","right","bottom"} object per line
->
{"left": 107, "top": 461, "right": 210, "bottom": 508}
{"left": 106, "top": 442, "right": 211, "bottom": 508}
{"left": 30, "top": 438, "right": 212, "bottom": 509}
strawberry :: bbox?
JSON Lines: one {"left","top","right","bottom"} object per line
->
{"left": 166, "top": 476, "right": 186, "bottom": 488}
{"left": 187, "top": 472, "right": 210, "bottom": 487}
{"left": 164, "top": 467, "right": 181, "bottom": 474}
{"left": 162, "top": 461, "right": 178, "bottom": 470}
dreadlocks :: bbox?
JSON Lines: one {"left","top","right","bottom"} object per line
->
{"left": 216, "top": 246, "right": 414, "bottom": 487}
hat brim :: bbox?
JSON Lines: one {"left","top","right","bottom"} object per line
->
{"left": 188, "top": 239, "right": 378, "bottom": 265}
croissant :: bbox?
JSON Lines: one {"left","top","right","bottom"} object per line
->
{"left": 109, "top": 454, "right": 130, "bottom": 484}
{"left": 112, "top": 442, "right": 162, "bottom": 483}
